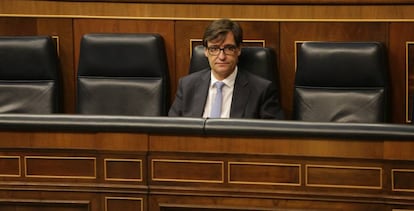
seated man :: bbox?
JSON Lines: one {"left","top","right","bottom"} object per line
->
{"left": 169, "top": 18, "right": 284, "bottom": 119}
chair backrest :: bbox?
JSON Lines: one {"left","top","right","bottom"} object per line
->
{"left": 0, "top": 36, "right": 62, "bottom": 113}
{"left": 293, "top": 41, "right": 389, "bottom": 123}
{"left": 189, "top": 45, "right": 278, "bottom": 84}
{"left": 76, "top": 33, "right": 170, "bottom": 116}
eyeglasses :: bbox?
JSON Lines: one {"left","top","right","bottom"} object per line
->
{"left": 207, "top": 45, "right": 238, "bottom": 56}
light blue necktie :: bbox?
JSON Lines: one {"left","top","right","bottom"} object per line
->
{"left": 210, "top": 81, "right": 225, "bottom": 118}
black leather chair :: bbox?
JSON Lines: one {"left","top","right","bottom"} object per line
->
{"left": 76, "top": 33, "right": 170, "bottom": 116}
{"left": 189, "top": 45, "right": 278, "bottom": 84}
{"left": 293, "top": 41, "right": 389, "bottom": 123}
{"left": 0, "top": 36, "right": 62, "bottom": 113}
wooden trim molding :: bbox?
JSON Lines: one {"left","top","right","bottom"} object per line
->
{"left": 47, "top": 0, "right": 414, "bottom": 5}
{"left": 406, "top": 41, "right": 414, "bottom": 123}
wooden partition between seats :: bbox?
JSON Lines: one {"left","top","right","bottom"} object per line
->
{"left": 0, "top": 115, "right": 413, "bottom": 211}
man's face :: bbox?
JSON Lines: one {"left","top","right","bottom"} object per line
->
{"left": 204, "top": 32, "right": 241, "bottom": 80}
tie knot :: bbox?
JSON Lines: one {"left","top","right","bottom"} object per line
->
{"left": 215, "top": 81, "right": 225, "bottom": 90}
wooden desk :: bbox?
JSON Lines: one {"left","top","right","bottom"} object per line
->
{"left": 0, "top": 114, "right": 413, "bottom": 211}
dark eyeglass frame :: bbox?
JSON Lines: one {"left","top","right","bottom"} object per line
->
{"left": 206, "top": 45, "right": 238, "bottom": 56}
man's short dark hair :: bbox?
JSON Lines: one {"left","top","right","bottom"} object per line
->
{"left": 202, "top": 19, "right": 243, "bottom": 47}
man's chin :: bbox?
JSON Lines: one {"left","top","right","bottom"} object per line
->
{"left": 214, "top": 65, "right": 231, "bottom": 72}
{"left": 215, "top": 69, "right": 231, "bottom": 75}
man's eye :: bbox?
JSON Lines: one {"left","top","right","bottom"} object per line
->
{"left": 226, "top": 46, "right": 236, "bottom": 51}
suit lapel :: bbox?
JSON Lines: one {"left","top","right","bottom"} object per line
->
{"left": 230, "top": 70, "right": 249, "bottom": 118}
{"left": 191, "top": 69, "right": 210, "bottom": 117}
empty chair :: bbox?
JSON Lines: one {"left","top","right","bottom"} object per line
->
{"left": 0, "top": 36, "right": 62, "bottom": 113}
{"left": 76, "top": 33, "right": 170, "bottom": 116}
{"left": 189, "top": 45, "right": 278, "bottom": 85}
{"left": 293, "top": 41, "right": 389, "bottom": 123}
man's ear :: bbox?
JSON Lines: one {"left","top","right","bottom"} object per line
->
{"left": 204, "top": 48, "right": 209, "bottom": 57}
{"left": 237, "top": 47, "right": 241, "bottom": 56}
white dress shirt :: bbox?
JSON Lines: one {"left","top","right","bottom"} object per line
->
{"left": 203, "top": 67, "right": 237, "bottom": 118}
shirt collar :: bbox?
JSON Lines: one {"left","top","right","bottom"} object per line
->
{"left": 210, "top": 66, "right": 238, "bottom": 88}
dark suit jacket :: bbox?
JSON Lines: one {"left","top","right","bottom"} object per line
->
{"left": 168, "top": 68, "right": 284, "bottom": 119}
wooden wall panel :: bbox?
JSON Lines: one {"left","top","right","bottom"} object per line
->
{"left": 0, "top": 132, "right": 148, "bottom": 151}
{"left": 306, "top": 164, "right": 382, "bottom": 189}
{"left": 106, "top": 197, "right": 144, "bottom": 211}
{"left": 25, "top": 156, "right": 96, "bottom": 179}
{"left": 0, "top": 119, "right": 414, "bottom": 210}
{"left": 0, "top": 151, "right": 147, "bottom": 210}
{"left": 0, "top": 18, "right": 37, "bottom": 35}
{"left": 389, "top": 23, "right": 414, "bottom": 123}
{"left": 152, "top": 159, "right": 224, "bottom": 183}
{"left": 0, "top": 156, "right": 20, "bottom": 177}
{"left": 0, "top": 202, "right": 88, "bottom": 211}
{"left": 147, "top": 133, "right": 414, "bottom": 210}
{"left": 149, "top": 195, "right": 387, "bottom": 211}
{"left": 37, "top": 18, "right": 75, "bottom": 113}
{"left": 3, "top": 1, "right": 414, "bottom": 20}
{"left": 228, "top": 162, "right": 300, "bottom": 185}
{"left": 104, "top": 159, "right": 143, "bottom": 182}
{"left": 41, "top": 0, "right": 414, "bottom": 4}
{"left": 72, "top": 19, "right": 175, "bottom": 104}
{"left": 392, "top": 168, "right": 414, "bottom": 192}
{"left": 0, "top": 191, "right": 98, "bottom": 210}
{"left": 149, "top": 135, "right": 384, "bottom": 159}
{"left": 279, "top": 22, "right": 388, "bottom": 119}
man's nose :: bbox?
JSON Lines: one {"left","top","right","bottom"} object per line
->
{"left": 218, "top": 50, "right": 226, "bottom": 59}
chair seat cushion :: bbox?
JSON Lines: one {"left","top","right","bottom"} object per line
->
{"left": 0, "top": 81, "right": 56, "bottom": 113}
{"left": 77, "top": 77, "right": 163, "bottom": 116}
{"left": 294, "top": 87, "right": 385, "bottom": 123}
